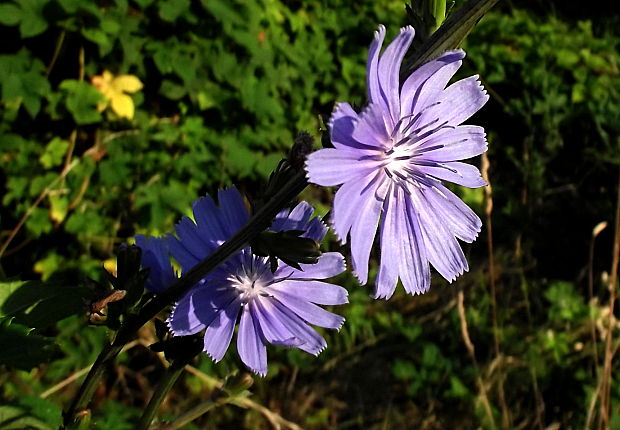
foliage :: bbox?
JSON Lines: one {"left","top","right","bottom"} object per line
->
{"left": 0, "top": 1, "right": 619, "bottom": 429}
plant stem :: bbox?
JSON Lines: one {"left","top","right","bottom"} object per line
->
{"left": 402, "top": 0, "right": 501, "bottom": 77}
{"left": 63, "top": 169, "right": 308, "bottom": 427}
{"left": 136, "top": 359, "right": 186, "bottom": 430}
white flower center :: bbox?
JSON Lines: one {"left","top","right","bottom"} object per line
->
{"left": 228, "top": 256, "right": 272, "bottom": 304}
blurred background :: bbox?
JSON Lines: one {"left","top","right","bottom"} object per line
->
{"left": 0, "top": 0, "right": 619, "bottom": 428}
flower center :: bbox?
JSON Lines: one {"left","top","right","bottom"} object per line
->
{"left": 229, "top": 254, "right": 273, "bottom": 304}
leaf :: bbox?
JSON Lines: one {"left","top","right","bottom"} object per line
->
{"left": 59, "top": 79, "right": 105, "bottom": 124}
{"left": 0, "top": 279, "right": 90, "bottom": 328}
{"left": 0, "top": 397, "right": 62, "bottom": 430}
{"left": 0, "top": 3, "right": 21, "bottom": 26}
{"left": 158, "top": 0, "right": 191, "bottom": 22}
{"left": 39, "top": 137, "right": 70, "bottom": 168}
{"left": 17, "top": 0, "right": 50, "bottom": 38}
{"left": 0, "top": 318, "right": 58, "bottom": 369}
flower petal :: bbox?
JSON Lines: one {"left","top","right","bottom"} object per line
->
{"left": 424, "top": 184, "right": 482, "bottom": 243}
{"left": 274, "top": 252, "right": 346, "bottom": 280}
{"left": 415, "top": 125, "right": 488, "bottom": 161}
{"left": 269, "top": 289, "right": 345, "bottom": 329}
{"left": 374, "top": 184, "right": 400, "bottom": 299}
{"left": 400, "top": 50, "right": 465, "bottom": 116}
{"left": 135, "top": 235, "right": 176, "bottom": 293}
{"left": 237, "top": 306, "right": 268, "bottom": 376}
{"left": 271, "top": 201, "right": 312, "bottom": 232}
{"left": 418, "top": 161, "right": 487, "bottom": 188}
{"left": 349, "top": 176, "right": 389, "bottom": 284}
{"left": 168, "top": 285, "right": 237, "bottom": 336}
{"left": 167, "top": 289, "right": 205, "bottom": 336}
{"left": 367, "top": 25, "right": 387, "bottom": 114}
{"left": 400, "top": 189, "right": 431, "bottom": 294}
{"left": 267, "top": 279, "right": 348, "bottom": 305}
{"left": 306, "top": 147, "right": 384, "bottom": 186}
{"left": 377, "top": 26, "right": 415, "bottom": 125}
{"left": 331, "top": 171, "right": 384, "bottom": 244}
{"left": 351, "top": 103, "right": 391, "bottom": 149}
{"left": 250, "top": 299, "right": 303, "bottom": 346}
{"left": 415, "top": 189, "right": 468, "bottom": 282}
{"left": 329, "top": 102, "right": 378, "bottom": 153}
{"left": 203, "top": 298, "right": 241, "bottom": 362}
{"left": 270, "top": 300, "right": 327, "bottom": 355}
{"left": 217, "top": 187, "right": 249, "bottom": 236}
{"left": 417, "top": 75, "right": 489, "bottom": 127}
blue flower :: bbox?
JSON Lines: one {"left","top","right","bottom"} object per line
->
{"left": 306, "top": 25, "right": 489, "bottom": 299}
{"left": 139, "top": 187, "right": 347, "bottom": 376}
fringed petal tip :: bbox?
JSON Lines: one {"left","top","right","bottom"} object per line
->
{"left": 328, "top": 218, "right": 348, "bottom": 245}
{"left": 399, "top": 25, "right": 415, "bottom": 37}
{"left": 374, "top": 24, "right": 386, "bottom": 39}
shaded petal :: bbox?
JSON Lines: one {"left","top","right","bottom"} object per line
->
{"left": 303, "top": 216, "right": 328, "bottom": 242}
{"left": 135, "top": 235, "right": 176, "bottom": 293}
{"left": 400, "top": 50, "right": 465, "bottom": 116}
{"left": 173, "top": 216, "right": 211, "bottom": 264}
{"left": 400, "top": 188, "right": 431, "bottom": 294}
{"left": 218, "top": 187, "right": 249, "bottom": 236}
{"left": 203, "top": 298, "right": 241, "bottom": 361}
{"left": 192, "top": 196, "right": 230, "bottom": 244}
{"left": 415, "top": 125, "right": 488, "bottom": 161}
{"left": 306, "top": 147, "right": 384, "bottom": 186}
{"left": 271, "top": 201, "right": 312, "bottom": 232}
{"left": 250, "top": 299, "right": 303, "bottom": 346}
{"left": 414, "top": 190, "right": 468, "bottom": 282}
{"left": 167, "top": 289, "right": 205, "bottom": 336}
{"left": 270, "top": 300, "right": 327, "bottom": 355}
{"left": 424, "top": 184, "right": 482, "bottom": 243}
{"left": 377, "top": 26, "right": 415, "bottom": 125}
{"left": 367, "top": 25, "right": 387, "bottom": 113}
{"left": 351, "top": 103, "right": 391, "bottom": 149}
{"left": 375, "top": 184, "right": 400, "bottom": 299}
{"left": 274, "top": 252, "right": 346, "bottom": 280}
{"left": 269, "top": 289, "right": 345, "bottom": 329}
{"left": 166, "top": 233, "right": 200, "bottom": 273}
{"left": 329, "top": 102, "right": 378, "bottom": 154}
{"left": 418, "top": 161, "right": 487, "bottom": 188}
{"left": 266, "top": 279, "right": 348, "bottom": 305}
{"left": 237, "top": 306, "right": 267, "bottom": 376}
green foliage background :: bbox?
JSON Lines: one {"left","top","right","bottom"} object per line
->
{"left": 0, "top": 0, "right": 619, "bottom": 428}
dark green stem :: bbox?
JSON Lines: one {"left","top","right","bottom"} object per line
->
{"left": 63, "top": 170, "right": 308, "bottom": 427}
{"left": 136, "top": 359, "right": 186, "bottom": 430}
{"left": 402, "top": 0, "right": 502, "bottom": 76}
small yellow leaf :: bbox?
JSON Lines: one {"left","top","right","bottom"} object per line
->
{"left": 112, "top": 75, "right": 143, "bottom": 93}
{"left": 110, "top": 93, "right": 135, "bottom": 119}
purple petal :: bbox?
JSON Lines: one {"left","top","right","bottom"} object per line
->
{"left": 217, "top": 187, "right": 249, "bottom": 236}
{"left": 306, "top": 147, "right": 384, "bottom": 186}
{"left": 134, "top": 235, "right": 176, "bottom": 293}
{"left": 172, "top": 216, "right": 212, "bottom": 265}
{"left": 329, "top": 103, "right": 378, "bottom": 154}
{"left": 269, "top": 289, "right": 345, "bottom": 329}
{"left": 417, "top": 76, "right": 489, "bottom": 127}
{"left": 166, "top": 233, "right": 200, "bottom": 273}
{"left": 167, "top": 289, "right": 206, "bottom": 336}
{"left": 274, "top": 252, "right": 346, "bottom": 280}
{"left": 349, "top": 176, "right": 389, "bottom": 284}
{"left": 203, "top": 298, "right": 241, "bottom": 362}
{"left": 303, "top": 216, "right": 328, "bottom": 242}
{"left": 424, "top": 184, "right": 482, "bottom": 243}
{"left": 351, "top": 103, "right": 391, "bottom": 149}
{"left": 375, "top": 184, "right": 400, "bottom": 299}
{"left": 400, "top": 190, "right": 431, "bottom": 294}
{"left": 367, "top": 25, "right": 387, "bottom": 113}
{"left": 237, "top": 306, "right": 268, "bottom": 376}
{"left": 400, "top": 50, "right": 465, "bottom": 116}
{"left": 250, "top": 299, "right": 303, "bottom": 346}
{"left": 270, "top": 300, "right": 327, "bottom": 355}
{"left": 415, "top": 125, "right": 487, "bottom": 162}
{"left": 266, "top": 279, "right": 348, "bottom": 305}
{"left": 192, "top": 195, "right": 229, "bottom": 244}
{"left": 414, "top": 189, "right": 468, "bottom": 282}
{"left": 331, "top": 171, "right": 386, "bottom": 243}
{"left": 377, "top": 26, "right": 415, "bottom": 125}
{"left": 418, "top": 161, "right": 487, "bottom": 188}
{"left": 271, "top": 201, "right": 312, "bottom": 232}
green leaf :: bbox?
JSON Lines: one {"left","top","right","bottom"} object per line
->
{"left": 0, "top": 318, "right": 58, "bottom": 369}
{"left": 17, "top": 0, "right": 50, "bottom": 38}
{"left": 0, "top": 396, "right": 63, "bottom": 430}
{"left": 0, "top": 279, "right": 90, "bottom": 328}
{"left": 39, "top": 137, "right": 70, "bottom": 169}
{"left": 0, "top": 3, "right": 21, "bottom": 26}
{"left": 158, "top": 0, "right": 192, "bottom": 22}
{"left": 59, "top": 79, "right": 105, "bottom": 124}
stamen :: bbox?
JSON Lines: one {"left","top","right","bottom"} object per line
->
{"left": 398, "top": 102, "right": 441, "bottom": 136}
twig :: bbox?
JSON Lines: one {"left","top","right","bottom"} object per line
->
{"left": 0, "top": 159, "right": 79, "bottom": 259}
{"left": 598, "top": 169, "right": 620, "bottom": 430}
{"left": 45, "top": 30, "right": 66, "bottom": 77}
{"left": 481, "top": 151, "right": 510, "bottom": 428}
{"left": 589, "top": 222, "right": 608, "bottom": 369}
{"left": 457, "top": 288, "right": 497, "bottom": 429}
